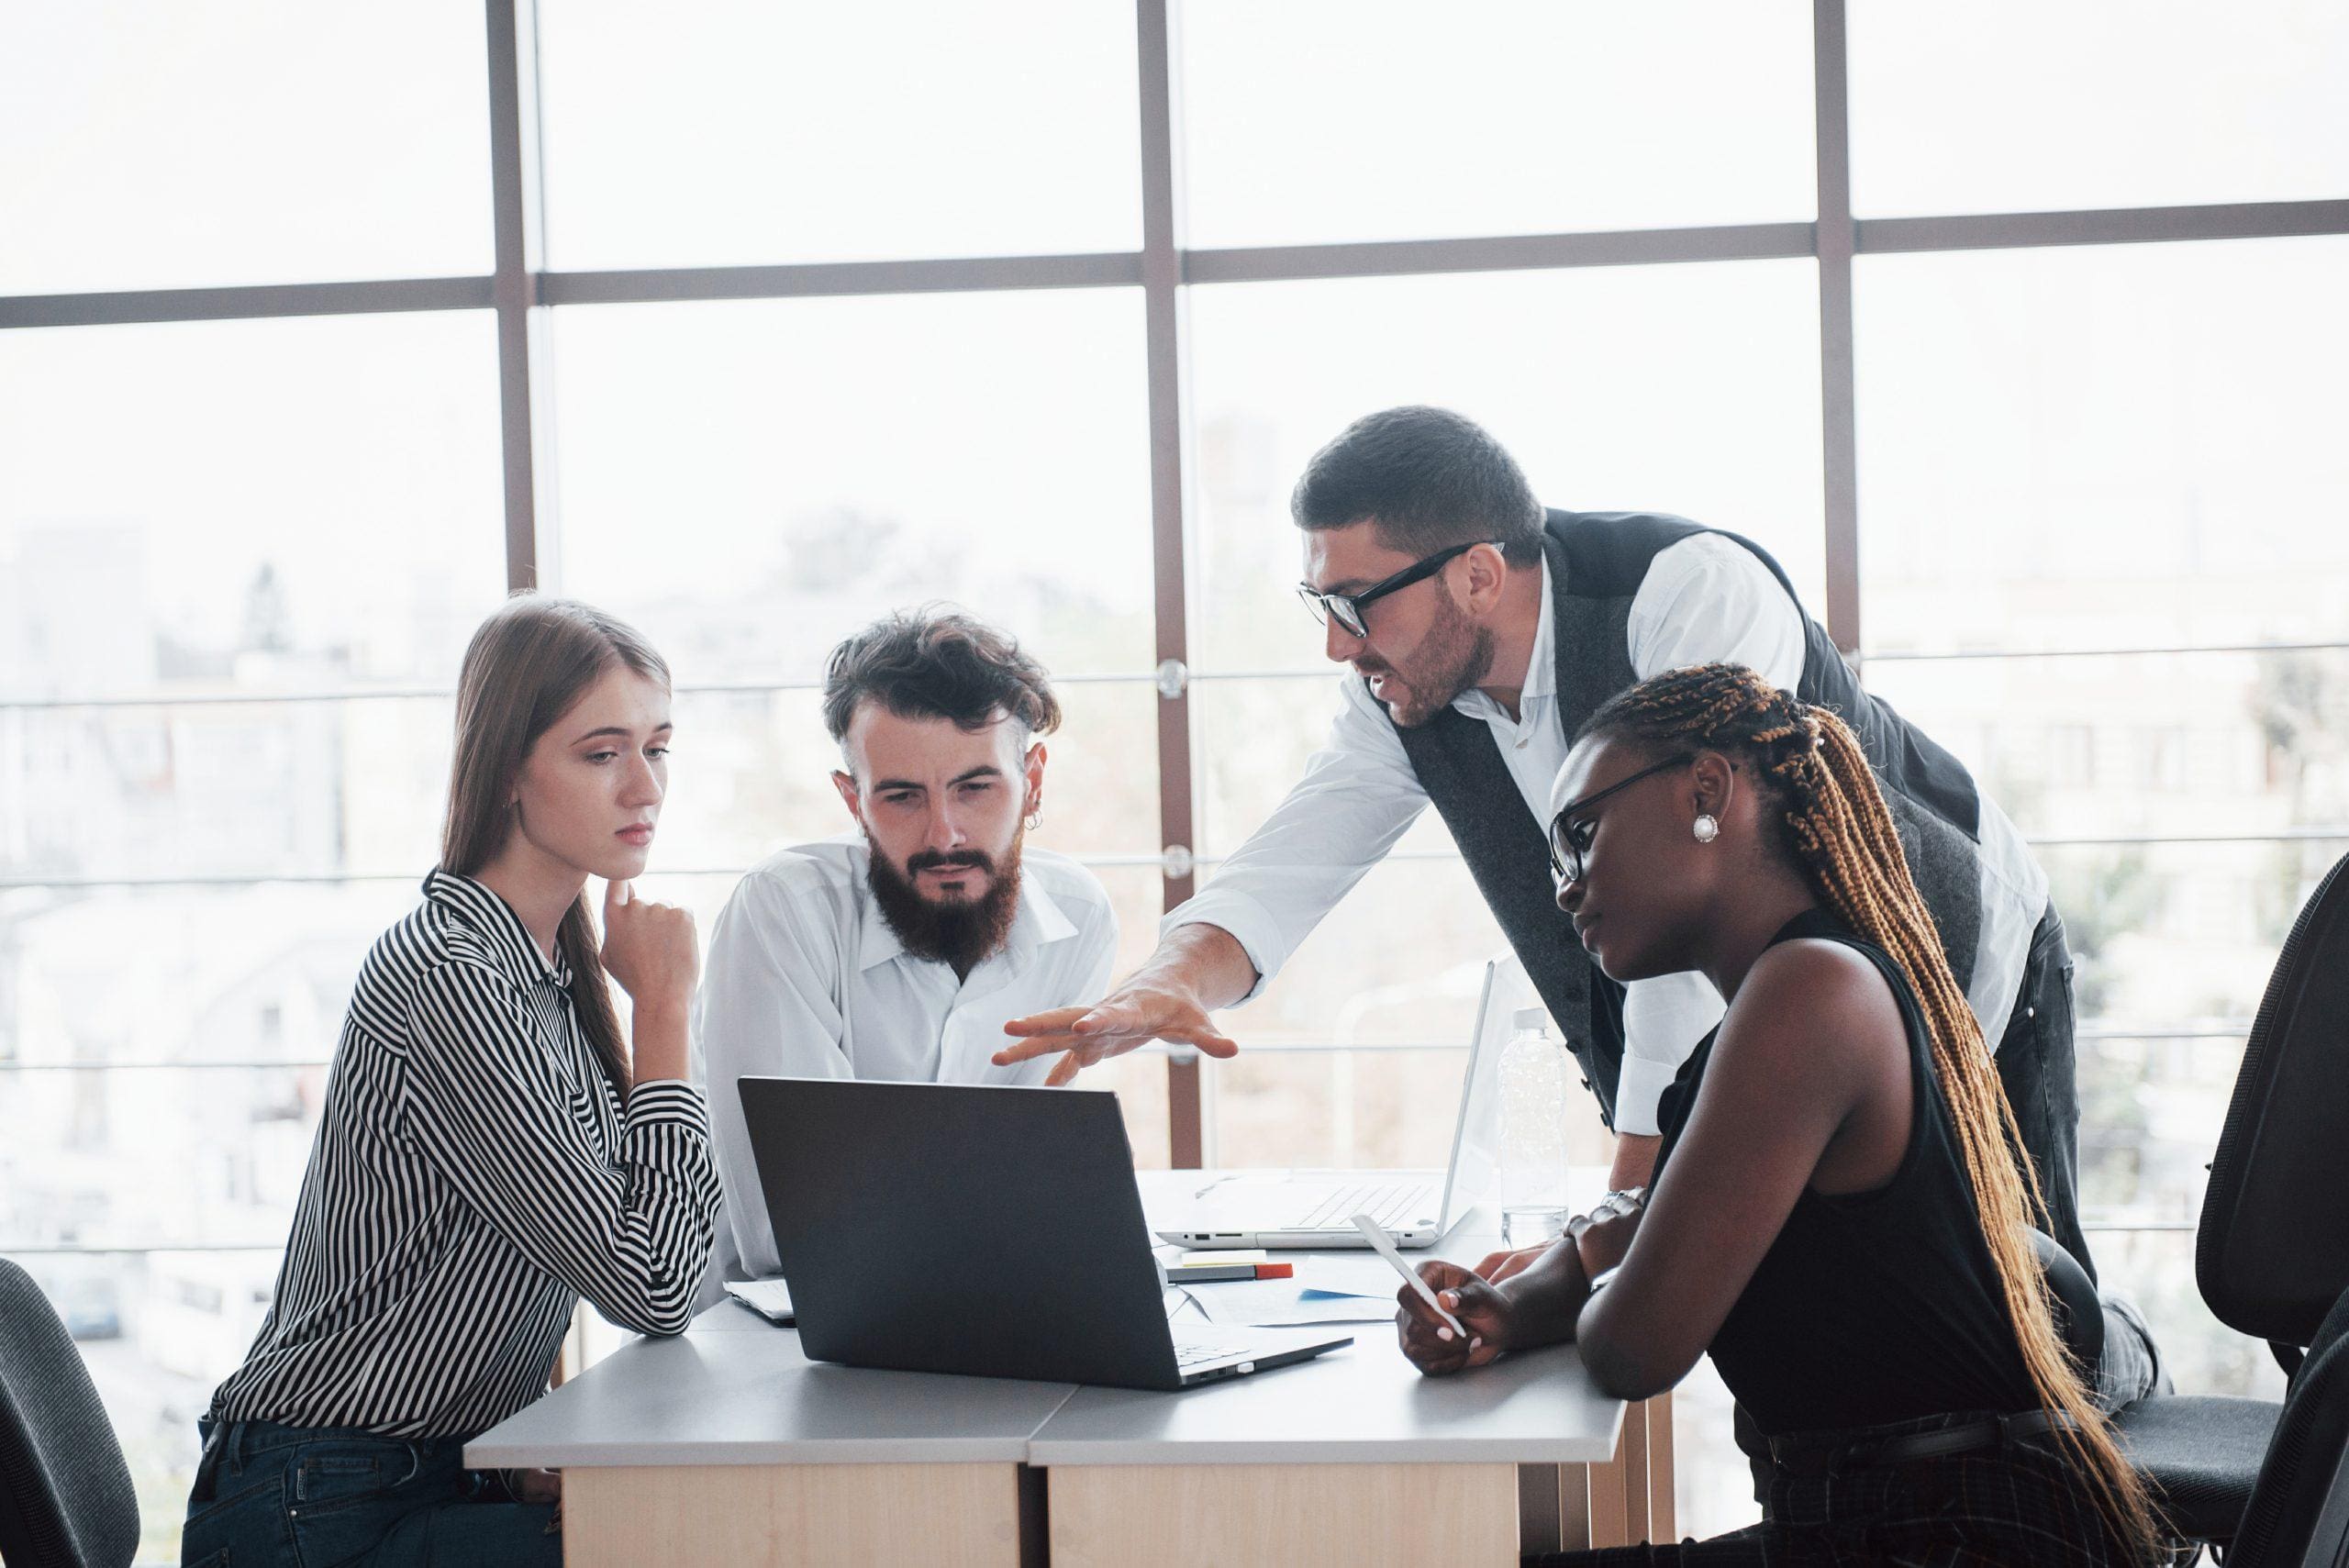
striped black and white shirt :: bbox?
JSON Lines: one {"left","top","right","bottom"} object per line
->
{"left": 209, "top": 870, "right": 720, "bottom": 1439}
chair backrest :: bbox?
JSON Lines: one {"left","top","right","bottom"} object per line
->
{"left": 0, "top": 1260, "right": 140, "bottom": 1568}
{"left": 2199, "top": 850, "right": 2349, "bottom": 1351}
{"left": 2228, "top": 1284, "right": 2349, "bottom": 1568}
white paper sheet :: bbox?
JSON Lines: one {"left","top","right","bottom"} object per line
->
{"left": 1183, "top": 1277, "right": 1402, "bottom": 1328}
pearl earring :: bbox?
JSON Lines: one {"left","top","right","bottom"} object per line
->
{"left": 1693, "top": 814, "right": 1720, "bottom": 844}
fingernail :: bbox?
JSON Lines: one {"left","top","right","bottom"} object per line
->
{"left": 1471, "top": 1337, "right": 1483, "bottom": 1349}
{"left": 1436, "top": 1326, "right": 1454, "bottom": 1341}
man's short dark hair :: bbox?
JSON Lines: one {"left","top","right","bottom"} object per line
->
{"left": 1290, "top": 406, "right": 1545, "bottom": 565}
{"left": 821, "top": 606, "right": 1063, "bottom": 750}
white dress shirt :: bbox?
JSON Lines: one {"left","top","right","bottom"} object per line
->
{"left": 694, "top": 835, "right": 1119, "bottom": 1277}
{"left": 1169, "top": 533, "right": 2047, "bottom": 1136}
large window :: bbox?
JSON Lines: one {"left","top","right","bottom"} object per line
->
{"left": 5, "top": 1, "right": 2343, "bottom": 1555}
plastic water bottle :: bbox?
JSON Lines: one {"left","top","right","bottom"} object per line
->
{"left": 1498, "top": 1006, "right": 1570, "bottom": 1249}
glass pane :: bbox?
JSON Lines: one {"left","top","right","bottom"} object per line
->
{"left": 2078, "top": 1030, "right": 2245, "bottom": 1227}
{"left": 0, "top": 883, "right": 419, "bottom": 1073}
{"left": 1850, "top": 2, "right": 2349, "bottom": 218}
{"left": 539, "top": 0, "right": 1141, "bottom": 269}
{"left": 2032, "top": 839, "right": 2343, "bottom": 1030}
{"left": 0, "top": 698, "right": 452, "bottom": 886}
{"left": 2, "top": 1065, "right": 321, "bottom": 1251}
{"left": 1186, "top": 262, "right": 1827, "bottom": 673}
{"left": 547, "top": 291, "right": 1153, "bottom": 683}
{"left": 1179, "top": 0, "right": 1816, "bottom": 248}
{"left": 1193, "top": 674, "right": 1465, "bottom": 861}
{"left": 1207, "top": 1045, "right": 1611, "bottom": 1173}
{"left": 1854, "top": 237, "right": 2349, "bottom": 651}
{"left": 0, "top": 313, "right": 508, "bottom": 700}
{"left": 1861, "top": 649, "right": 2349, "bottom": 842}
{"left": 0, "top": 3, "right": 491, "bottom": 293}
{"left": 5, "top": 1250, "right": 277, "bottom": 1562}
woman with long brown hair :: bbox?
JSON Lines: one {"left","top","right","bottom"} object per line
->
{"left": 1397, "top": 662, "right": 2160, "bottom": 1565}
{"left": 182, "top": 596, "right": 719, "bottom": 1567}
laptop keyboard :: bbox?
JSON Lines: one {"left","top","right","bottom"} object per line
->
{"left": 1172, "top": 1334, "right": 1250, "bottom": 1370}
{"left": 1293, "top": 1181, "right": 1431, "bottom": 1230}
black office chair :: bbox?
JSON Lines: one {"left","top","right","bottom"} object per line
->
{"left": 2111, "top": 848, "right": 2349, "bottom": 1554}
{"left": 0, "top": 1259, "right": 140, "bottom": 1568}
{"left": 2226, "top": 1283, "right": 2349, "bottom": 1568}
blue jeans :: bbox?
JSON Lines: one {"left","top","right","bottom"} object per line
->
{"left": 181, "top": 1417, "right": 560, "bottom": 1568}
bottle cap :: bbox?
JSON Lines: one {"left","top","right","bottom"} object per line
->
{"left": 1510, "top": 1006, "right": 1549, "bottom": 1032}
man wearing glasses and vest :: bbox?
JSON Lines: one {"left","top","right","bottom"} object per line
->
{"left": 999, "top": 404, "right": 2160, "bottom": 1415}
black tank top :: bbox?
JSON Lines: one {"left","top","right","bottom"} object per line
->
{"left": 1650, "top": 907, "right": 2039, "bottom": 1437}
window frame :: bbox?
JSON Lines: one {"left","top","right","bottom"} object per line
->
{"left": 4, "top": 0, "right": 2346, "bottom": 1177}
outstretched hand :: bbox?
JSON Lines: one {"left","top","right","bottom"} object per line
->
{"left": 996, "top": 983, "right": 1240, "bottom": 1086}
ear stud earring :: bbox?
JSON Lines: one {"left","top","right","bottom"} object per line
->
{"left": 1693, "top": 814, "right": 1720, "bottom": 843}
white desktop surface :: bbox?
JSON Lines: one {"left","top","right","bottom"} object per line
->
{"left": 463, "top": 1316, "right": 1075, "bottom": 1469}
{"left": 1030, "top": 1335, "right": 1618, "bottom": 1465}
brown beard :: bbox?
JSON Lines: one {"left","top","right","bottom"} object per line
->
{"left": 1373, "top": 592, "right": 1495, "bottom": 728}
{"left": 863, "top": 824, "right": 1026, "bottom": 976}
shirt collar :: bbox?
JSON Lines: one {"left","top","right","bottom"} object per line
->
{"left": 422, "top": 870, "right": 571, "bottom": 987}
{"left": 853, "top": 847, "right": 1079, "bottom": 975}
{"left": 1522, "top": 552, "right": 1557, "bottom": 706}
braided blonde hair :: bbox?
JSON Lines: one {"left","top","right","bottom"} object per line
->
{"left": 1583, "top": 662, "right": 2158, "bottom": 1559}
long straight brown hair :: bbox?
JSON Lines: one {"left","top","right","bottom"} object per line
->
{"left": 440, "top": 594, "right": 671, "bottom": 1102}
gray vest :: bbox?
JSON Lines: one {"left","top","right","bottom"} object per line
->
{"left": 1396, "top": 511, "right": 1985, "bottom": 1126}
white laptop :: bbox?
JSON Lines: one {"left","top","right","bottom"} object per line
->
{"left": 1152, "top": 956, "right": 1537, "bottom": 1251}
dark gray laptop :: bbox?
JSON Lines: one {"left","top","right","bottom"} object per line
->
{"left": 737, "top": 1077, "right": 1353, "bottom": 1391}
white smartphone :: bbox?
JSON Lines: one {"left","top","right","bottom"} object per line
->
{"left": 1351, "top": 1213, "right": 1466, "bottom": 1336}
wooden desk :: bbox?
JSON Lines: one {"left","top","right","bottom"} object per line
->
{"left": 466, "top": 1315, "right": 1072, "bottom": 1567}
{"left": 1031, "top": 1332, "right": 1647, "bottom": 1567}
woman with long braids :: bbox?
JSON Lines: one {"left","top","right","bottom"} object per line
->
{"left": 1396, "top": 662, "right": 2159, "bottom": 1565}
{"left": 182, "top": 596, "right": 720, "bottom": 1566}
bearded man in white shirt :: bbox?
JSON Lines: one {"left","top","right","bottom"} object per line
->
{"left": 696, "top": 606, "right": 1118, "bottom": 1279}
{"left": 1000, "top": 405, "right": 2163, "bottom": 1415}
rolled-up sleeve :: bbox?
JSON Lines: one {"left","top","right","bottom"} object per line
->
{"left": 401, "top": 960, "right": 720, "bottom": 1337}
{"left": 1614, "top": 971, "right": 1727, "bottom": 1137}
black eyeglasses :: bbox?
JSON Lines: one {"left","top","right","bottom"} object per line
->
{"left": 1546, "top": 754, "right": 1696, "bottom": 884}
{"left": 1296, "top": 540, "right": 1500, "bottom": 639}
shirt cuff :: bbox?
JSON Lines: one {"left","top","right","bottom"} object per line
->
{"left": 624, "top": 1078, "right": 711, "bottom": 1134}
{"left": 621, "top": 1080, "right": 722, "bottom": 1222}
{"left": 1159, "top": 891, "right": 1286, "bottom": 1005}
{"left": 1611, "top": 1054, "right": 1684, "bottom": 1139}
